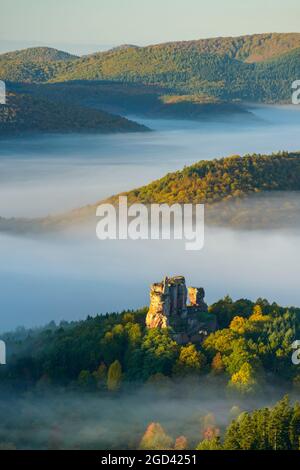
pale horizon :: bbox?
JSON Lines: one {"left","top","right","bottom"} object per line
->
{"left": 1, "top": 0, "right": 300, "bottom": 55}
{"left": 1, "top": 30, "right": 300, "bottom": 57}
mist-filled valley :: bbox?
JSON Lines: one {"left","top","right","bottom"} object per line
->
{"left": 1, "top": 104, "right": 300, "bottom": 451}
{"left": 0, "top": 382, "right": 293, "bottom": 450}
{"left": 1, "top": 105, "right": 300, "bottom": 331}
{"left": 1, "top": 105, "right": 300, "bottom": 218}
{"left": 3, "top": 0, "right": 300, "bottom": 456}
{"left": 1, "top": 225, "right": 300, "bottom": 332}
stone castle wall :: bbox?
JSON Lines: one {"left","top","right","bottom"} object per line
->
{"left": 146, "top": 276, "right": 215, "bottom": 343}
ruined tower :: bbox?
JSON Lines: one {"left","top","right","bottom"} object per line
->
{"left": 188, "top": 287, "right": 208, "bottom": 312}
{"left": 146, "top": 276, "right": 187, "bottom": 329}
{"left": 146, "top": 275, "right": 215, "bottom": 343}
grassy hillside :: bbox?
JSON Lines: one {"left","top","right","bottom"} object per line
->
{"left": 0, "top": 90, "right": 149, "bottom": 135}
{"left": 0, "top": 34, "right": 300, "bottom": 102}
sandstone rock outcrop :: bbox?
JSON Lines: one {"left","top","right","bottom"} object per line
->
{"left": 146, "top": 276, "right": 216, "bottom": 343}
{"left": 146, "top": 276, "right": 187, "bottom": 329}
{"left": 188, "top": 287, "right": 209, "bottom": 314}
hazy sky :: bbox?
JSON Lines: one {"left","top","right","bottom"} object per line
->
{"left": 1, "top": 0, "right": 300, "bottom": 54}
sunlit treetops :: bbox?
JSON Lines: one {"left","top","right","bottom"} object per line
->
{"left": 109, "top": 152, "right": 300, "bottom": 205}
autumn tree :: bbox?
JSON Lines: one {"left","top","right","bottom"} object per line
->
{"left": 173, "top": 343, "right": 206, "bottom": 376}
{"left": 230, "top": 316, "right": 247, "bottom": 335}
{"left": 228, "top": 362, "right": 257, "bottom": 394}
{"left": 174, "top": 436, "right": 188, "bottom": 450}
{"left": 107, "top": 360, "right": 122, "bottom": 392}
{"left": 92, "top": 362, "right": 107, "bottom": 390}
{"left": 211, "top": 352, "right": 225, "bottom": 374}
{"left": 196, "top": 437, "right": 222, "bottom": 450}
{"left": 139, "top": 423, "right": 173, "bottom": 450}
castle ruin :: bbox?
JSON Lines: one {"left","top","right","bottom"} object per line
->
{"left": 146, "top": 276, "right": 216, "bottom": 343}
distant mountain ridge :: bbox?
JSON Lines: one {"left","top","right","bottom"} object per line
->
{"left": 0, "top": 33, "right": 299, "bottom": 103}
{"left": 149, "top": 33, "right": 300, "bottom": 63}
{"left": 0, "top": 46, "right": 78, "bottom": 62}
{"left": 0, "top": 46, "right": 78, "bottom": 83}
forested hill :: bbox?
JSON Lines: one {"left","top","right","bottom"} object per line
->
{"left": 54, "top": 42, "right": 299, "bottom": 103}
{"left": 0, "top": 33, "right": 300, "bottom": 102}
{"left": 1, "top": 296, "right": 300, "bottom": 450}
{"left": 1, "top": 295, "right": 300, "bottom": 400}
{"left": 0, "top": 46, "right": 78, "bottom": 62}
{"left": 0, "top": 91, "right": 149, "bottom": 135}
{"left": 1, "top": 152, "right": 300, "bottom": 234}
{"left": 158, "top": 33, "right": 300, "bottom": 62}
{"left": 0, "top": 47, "right": 77, "bottom": 83}
{"left": 108, "top": 152, "right": 300, "bottom": 205}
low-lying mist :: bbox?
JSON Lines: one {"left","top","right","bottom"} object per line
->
{"left": 1, "top": 219, "right": 300, "bottom": 331}
{"left": 0, "top": 381, "right": 291, "bottom": 450}
{"left": 0, "top": 104, "right": 300, "bottom": 218}
{"left": 1, "top": 105, "right": 300, "bottom": 331}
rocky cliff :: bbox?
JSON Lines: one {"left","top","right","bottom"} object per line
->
{"left": 146, "top": 276, "right": 216, "bottom": 343}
